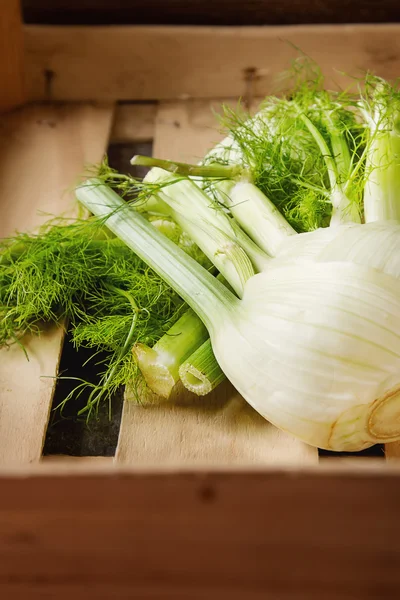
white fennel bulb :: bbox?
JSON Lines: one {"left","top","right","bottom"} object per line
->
{"left": 274, "top": 220, "right": 400, "bottom": 280}
{"left": 211, "top": 261, "right": 400, "bottom": 451}
{"left": 77, "top": 181, "right": 400, "bottom": 452}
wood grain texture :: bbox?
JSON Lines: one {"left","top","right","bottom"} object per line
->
{"left": 110, "top": 103, "right": 156, "bottom": 143}
{"left": 40, "top": 455, "right": 114, "bottom": 467}
{"left": 385, "top": 443, "right": 400, "bottom": 461}
{"left": 24, "top": 24, "right": 400, "bottom": 102}
{"left": 0, "top": 468, "right": 400, "bottom": 598}
{"left": 0, "top": 103, "right": 113, "bottom": 465}
{"left": 0, "top": 0, "right": 25, "bottom": 112}
{"left": 152, "top": 99, "right": 234, "bottom": 162}
{"left": 21, "top": 0, "right": 400, "bottom": 26}
{"left": 116, "top": 100, "right": 318, "bottom": 467}
{"left": 117, "top": 382, "right": 317, "bottom": 466}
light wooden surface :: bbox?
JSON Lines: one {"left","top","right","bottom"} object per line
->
{"left": 0, "top": 467, "right": 400, "bottom": 598}
{"left": 117, "top": 383, "right": 317, "bottom": 466}
{"left": 110, "top": 103, "right": 156, "bottom": 143}
{"left": 385, "top": 443, "right": 400, "bottom": 461}
{"left": 0, "top": 103, "right": 113, "bottom": 464}
{"left": 24, "top": 24, "right": 400, "bottom": 102}
{"left": 115, "top": 100, "right": 318, "bottom": 466}
{"left": 0, "top": 0, "right": 24, "bottom": 112}
{"left": 152, "top": 99, "right": 233, "bottom": 161}
{"left": 41, "top": 455, "right": 113, "bottom": 467}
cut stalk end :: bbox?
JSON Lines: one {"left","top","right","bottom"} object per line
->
{"left": 179, "top": 339, "right": 225, "bottom": 396}
{"left": 132, "top": 342, "right": 176, "bottom": 400}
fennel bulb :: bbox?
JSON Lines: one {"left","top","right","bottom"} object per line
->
{"left": 77, "top": 180, "right": 400, "bottom": 452}
{"left": 98, "top": 71, "right": 400, "bottom": 410}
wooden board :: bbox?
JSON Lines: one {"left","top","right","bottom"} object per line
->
{"left": 110, "top": 103, "right": 156, "bottom": 143}
{"left": 151, "top": 99, "right": 236, "bottom": 162}
{"left": 0, "top": 466, "right": 400, "bottom": 598}
{"left": 0, "top": 0, "right": 24, "bottom": 112}
{"left": 115, "top": 100, "right": 318, "bottom": 466}
{"left": 385, "top": 443, "right": 400, "bottom": 461}
{"left": 0, "top": 103, "right": 114, "bottom": 464}
{"left": 24, "top": 24, "right": 400, "bottom": 102}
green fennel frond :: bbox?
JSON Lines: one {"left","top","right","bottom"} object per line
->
{"left": 0, "top": 206, "right": 202, "bottom": 417}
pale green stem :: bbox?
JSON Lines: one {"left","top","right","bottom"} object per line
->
{"left": 75, "top": 180, "right": 239, "bottom": 333}
{"left": 134, "top": 116, "right": 296, "bottom": 258}
{"left": 315, "top": 99, "right": 352, "bottom": 184}
{"left": 329, "top": 130, "right": 362, "bottom": 226}
{"left": 133, "top": 309, "right": 208, "bottom": 399}
{"left": 141, "top": 178, "right": 270, "bottom": 274}
{"left": 131, "top": 154, "right": 243, "bottom": 179}
{"left": 328, "top": 188, "right": 360, "bottom": 227}
{"left": 179, "top": 339, "right": 225, "bottom": 396}
{"left": 142, "top": 159, "right": 295, "bottom": 259}
{"left": 143, "top": 167, "right": 255, "bottom": 297}
{"left": 219, "top": 180, "right": 296, "bottom": 257}
{"left": 169, "top": 211, "right": 253, "bottom": 298}
{"left": 134, "top": 272, "right": 233, "bottom": 398}
{"left": 297, "top": 112, "right": 338, "bottom": 190}
{"left": 297, "top": 111, "right": 360, "bottom": 227}
{"left": 150, "top": 191, "right": 253, "bottom": 297}
{"left": 141, "top": 153, "right": 295, "bottom": 257}
{"left": 228, "top": 218, "right": 272, "bottom": 271}
{"left": 363, "top": 129, "right": 400, "bottom": 223}
{"left": 329, "top": 130, "right": 352, "bottom": 183}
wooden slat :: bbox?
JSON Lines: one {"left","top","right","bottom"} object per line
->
{"left": 0, "top": 468, "right": 400, "bottom": 598}
{"left": 1, "top": 457, "right": 398, "bottom": 475}
{"left": 151, "top": 99, "right": 236, "bottom": 162}
{"left": 116, "top": 100, "right": 318, "bottom": 466}
{"left": 117, "top": 384, "right": 317, "bottom": 466}
{"left": 40, "top": 456, "right": 114, "bottom": 467}
{"left": 0, "top": 0, "right": 24, "bottom": 112}
{"left": 385, "top": 443, "right": 400, "bottom": 461}
{"left": 110, "top": 103, "right": 156, "bottom": 143}
{"left": 0, "top": 103, "right": 114, "bottom": 465}
{"left": 24, "top": 24, "right": 400, "bottom": 102}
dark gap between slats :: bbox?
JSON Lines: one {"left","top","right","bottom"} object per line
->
{"left": 21, "top": 0, "right": 400, "bottom": 26}
{"left": 318, "top": 445, "right": 385, "bottom": 459}
{"left": 43, "top": 140, "right": 153, "bottom": 457}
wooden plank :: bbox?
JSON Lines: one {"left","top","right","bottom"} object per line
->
{"left": 0, "top": 468, "right": 400, "bottom": 598}
{"left": 24, "top": 24, "right": 400, "bottom": 102}
{"left": 1, "top": 457, "right": 399, "bottom": 475}
{"left": 117, "top": 384, "right": 317, "bottom": 466}
{"left": 0, "top": 103, "right": 114, "bottom": 465}
{"left": 21, "top": 0, "right": 400, "bottom": 26}
{"left": 116, "top": 100, "right": 318, "bottom": 466}
{"left": 385, "top": 443, "right": 400, "bottom": 461}
{"left": 151, "top": 99, "right": 235, "bottom": 162}
{"left": 0, "top": 0, "right": 24, "bottom": 112}
{"left": 40, "top": 456, "right": 114, "bottom": 467}
{"left": 110, "top": 103, "right": 156, "bottom": 143}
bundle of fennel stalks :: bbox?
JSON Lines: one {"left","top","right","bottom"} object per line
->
{"left": 3, "top": 63, "right": 400, "bottom": 451}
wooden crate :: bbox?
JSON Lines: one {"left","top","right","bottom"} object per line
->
{"left": 1, "top": 2, "right": 400, "bottom": 597}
